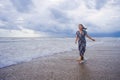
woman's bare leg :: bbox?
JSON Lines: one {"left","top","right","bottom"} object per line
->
{"left": 81, "top": 56, "right": 84, "bottom": 60}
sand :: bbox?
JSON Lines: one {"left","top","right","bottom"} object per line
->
{"left": 0, "top": 39, "right": 120, "bottom": 80}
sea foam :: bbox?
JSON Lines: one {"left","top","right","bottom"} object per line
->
{"left": 0, "top": 37, "right": 103, "bottom": 68}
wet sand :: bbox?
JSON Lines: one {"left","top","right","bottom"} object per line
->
{"left": 0, "top": 39, "right": 120, "bottom": 80}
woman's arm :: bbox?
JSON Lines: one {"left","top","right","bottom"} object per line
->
{"left": 86, "top": 34, "right": 95, "bottom": 41}
{"left": 75, "top": 35, "right": 79, "bottom": 44}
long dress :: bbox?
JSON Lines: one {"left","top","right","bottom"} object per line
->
{"left": 76, "top": 30, "right": 87, "bottom": 56}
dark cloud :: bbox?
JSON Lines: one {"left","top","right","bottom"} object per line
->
{"left": 84, "top": 0, "right": 108, "bottom": 10}
{"left": 58, "top": 0, "right": 79, "bottom": 10}
{"left": 0, "top": 26, "right": 19, "bottom": 30}
{"left": 10, "top": 0, "right": 33, "bottom": 12}
{"left": 95, "top": 0, "right": 108, "bottom": 9}
{"left": 50, "top": 8, "right": 71, "bottom": 23}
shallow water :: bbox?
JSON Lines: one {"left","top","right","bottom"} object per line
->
{"left": 0, "top": 37, "right": 117, "bottom": 68}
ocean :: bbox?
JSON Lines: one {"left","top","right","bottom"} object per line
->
{"left": 0, "top": 37, "right": 115, "bottom": 68}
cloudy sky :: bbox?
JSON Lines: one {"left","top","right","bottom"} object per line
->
{"left": 0, "top": 0, "right": 120, "bottom": 37}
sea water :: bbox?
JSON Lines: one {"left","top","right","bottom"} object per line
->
{"left": 0, "top": 37, "right": 104, "bottom": 68}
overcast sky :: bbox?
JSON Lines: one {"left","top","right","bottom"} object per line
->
{"left": 0, "top": 0, "right": 120, "bottom": 37}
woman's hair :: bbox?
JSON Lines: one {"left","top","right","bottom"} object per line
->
{"left": 79, "top": 24, "right": 87, "bottom": 30}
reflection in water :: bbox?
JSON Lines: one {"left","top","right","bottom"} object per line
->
{"left": 75, "top": 63, "right": 92, "bottom": 80}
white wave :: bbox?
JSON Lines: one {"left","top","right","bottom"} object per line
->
{"left": 0, "top": 37, "right": 104, "bottom": 68}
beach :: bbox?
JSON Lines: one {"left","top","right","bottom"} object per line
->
{"left": 0, "top": 38, "right": 120, "bottom": 80}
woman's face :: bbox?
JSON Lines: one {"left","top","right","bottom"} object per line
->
{"left": 79, "top": 25, "right": 83, "bottom": 30}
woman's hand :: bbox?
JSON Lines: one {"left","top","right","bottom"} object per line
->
{"left": 75, "top": 41, "right": 77, "bottom": 44}
{"left": 86, "top": 34, "right": 95, "bottom": 41}
{"left": 91, "top": 38, "right": 95, "bottom": 41}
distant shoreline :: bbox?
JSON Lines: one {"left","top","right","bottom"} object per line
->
{"left": 0, "top": 36, "right": 120, "bottom": 38}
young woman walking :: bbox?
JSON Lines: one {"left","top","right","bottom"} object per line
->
{"left": 75, "top": 24, "right": 95, "bottom": 63}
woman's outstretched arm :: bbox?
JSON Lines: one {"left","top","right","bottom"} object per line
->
{"left": 86, "top": 34, "right": 95, "bottom": 41}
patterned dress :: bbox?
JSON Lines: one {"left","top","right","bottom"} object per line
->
{"left": 76, "top": 30, "right": 87, "bottom": 56}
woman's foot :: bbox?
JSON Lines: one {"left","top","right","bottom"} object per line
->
{"left": 79, "top": 60, "right": 84, "bottom": 63}
{"left": 79, "top": 59, "right": 87, "bottom": 63}
{"left": 76, "top": 58, "right": 81, "bottom": 61}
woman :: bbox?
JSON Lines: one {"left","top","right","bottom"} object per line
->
{"left": 75, "top": 24, "right": 95, "bottom": 63}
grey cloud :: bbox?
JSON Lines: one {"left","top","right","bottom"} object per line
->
{"left": 84, "top": 0, "right": 108, "bottom": 10}
{"left": 58, "top": 0, "right": 80, "bottom": 10}
{"left": 95, "top": 0, "right": 108, "bottom": 9}
{"left": 50, "top": 8, "right": 71, "bottom": 23}
{"left": 10, "top": 0, "right": 33, "bottom": 13}
{"left": 110, "top": 0, "right": 120, "bottom": 7}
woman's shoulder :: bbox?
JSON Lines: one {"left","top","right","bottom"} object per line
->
{"left": 76, "top": 31, "right": 79, "bottom": 34}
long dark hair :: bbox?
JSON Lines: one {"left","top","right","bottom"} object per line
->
{"left": 79, "top": 24, "right": 87, "bottom": 30}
